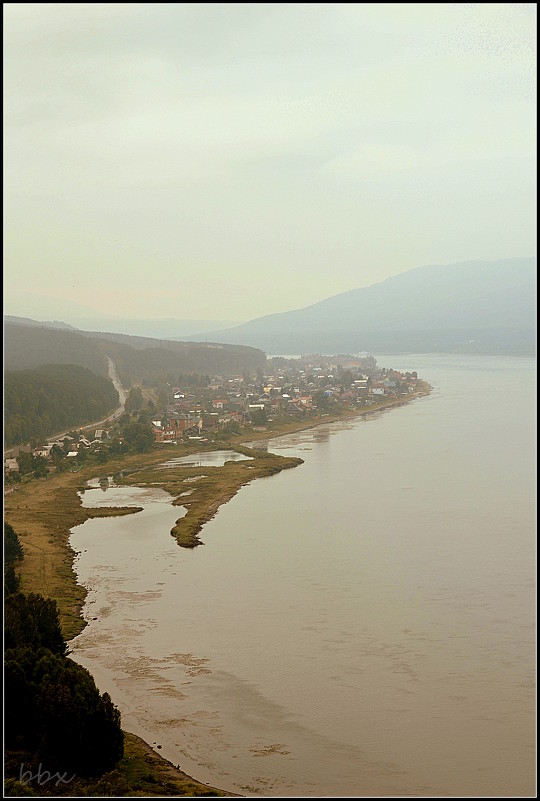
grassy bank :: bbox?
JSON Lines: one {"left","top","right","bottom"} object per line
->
{"left": 5, "top": 733, "right": 226, "bottom": 797}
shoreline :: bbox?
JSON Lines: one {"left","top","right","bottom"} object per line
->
{"left": 4, "top": 381, "right": 431, "bottom": 795}
{"left": 237, "top": 381, "right": 432, "bottom": 445}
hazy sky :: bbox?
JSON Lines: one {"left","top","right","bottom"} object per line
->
{"left": 4, "top": 3, "right": 537, "bottom": 323}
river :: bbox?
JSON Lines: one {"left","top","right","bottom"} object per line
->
{"left": 69, "top": 354, "right": 536, "bottom": 796}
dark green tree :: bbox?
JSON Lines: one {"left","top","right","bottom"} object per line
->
{"left": 122, "top": 421, "right": 154, "bottom": 453}
{"left": 16, "top": 451, "right": 35, "bottom": 475}
{"left": 125, "top": 386, "right": 144, "bottom": 413}
{"left": 5, "top": 646, "right": 124, "bottom": 775}
{"left": 4, "top": 564, "right": 21, "bottom": 595}
{"left": 157, "top": 389, "right": 169, "bottom": 410}
{"left": 5, "top": 592, "right": 66, "bottom": 654}
{"left": 5, "top": 522, "right": 24, "bottom": 563}
{"left": 313, "top": 389, "right": 331, "bottom": 411}
{"left": 250, "top": 408, "right": 267, "bottom": 425}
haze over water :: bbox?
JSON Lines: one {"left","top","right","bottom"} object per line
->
{"left": 69, "top": 354, "right": 536, "bottom": 796}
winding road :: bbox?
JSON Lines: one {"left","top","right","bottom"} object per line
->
{"left": 101, "top": 357, "right": 127, "bottom": 424}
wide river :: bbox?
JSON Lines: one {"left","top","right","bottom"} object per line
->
{"left": 69, "top": 354, "right": 536, "bottom": 797}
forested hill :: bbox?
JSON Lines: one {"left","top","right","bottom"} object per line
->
{"left": 4, "top": 364, "right": 119, "bottom": 446}
{"left": 4, "top": 321, "right": 266, "bottom": 384}
{"left": 5, "top": 323, "right": 111, "bottom": 376}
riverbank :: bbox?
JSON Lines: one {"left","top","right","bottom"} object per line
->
{"left": 4, "top": 381, "right": 431, "bottom": 795}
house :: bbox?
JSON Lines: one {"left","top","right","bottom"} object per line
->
{"left": 4, "top": 458, "right": 19, "bottom": 473}
{"left": 34, "top": 445, "right": 53, "bottom": 458}
{"left": 296, "top": 395, "right": 313, "bottom": 410}
{"left": 184, "top": 426, "right": 202, "bottom": 438}
{"left": 287, "top": 400, "right": 308, "bottom": 416}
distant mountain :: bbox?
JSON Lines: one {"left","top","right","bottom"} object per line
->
{"left": 182, "top": 258, "right": 536, "bottom": 355}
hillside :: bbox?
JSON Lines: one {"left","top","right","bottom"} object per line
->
{"left": 183, "top": 258, "right": 536, "bottom": 354}
{"left": 4, "top": 364, "right": 119, "bottom": 446}
{"left": 4, "top": 315, "right": 78, "bottom": 331}
{"left": 4, "top": 322, "right": 266, "bottom": 385}
{"left": 4, "top": 323, "right": 112, "bottom": 376}
{"left": 72, "top": 317, "right": 240, "bottom": 338}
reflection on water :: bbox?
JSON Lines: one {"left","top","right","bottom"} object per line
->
{"left": 69, "top": 355, "right": 536, "bottom": 797}
{"left": 160, "top": 450, "right": 253, "bottom": 468}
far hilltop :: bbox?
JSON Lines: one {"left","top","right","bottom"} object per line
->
{"left": 179, "top": 258, "right": 536, "bottom": 355}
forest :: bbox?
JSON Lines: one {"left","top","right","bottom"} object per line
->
{"left": 5, "top": 321, "right": 266, "bottom": 387}
{"left": 4, "top": 364, "right": 119, "bottom": 446}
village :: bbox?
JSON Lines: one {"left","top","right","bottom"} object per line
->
{"left": 4, "top": 355, "right": 421, "bottom": 480}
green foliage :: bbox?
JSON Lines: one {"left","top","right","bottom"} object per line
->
{"left": 4, "top": 555, "right": 124, "bottom": 779}
{"left": 33, "top": 455, "right": 49, "bottom": 478}
{"left": 4, "top": 564, "right": 21, "bottom": 595}
{"left": 124, "top": 386, "right": 144, "bottom": 412}
{"left": 339, "top": 369, "right": 353, "bottom": 387}
{"left": 121, "top": 421, "right": 154, "bottom": 453}
{"left": 4, "top": 778, "right": 38, "bottom": 796}
{"left": 5, "top": 646, "right": 124, "bottom": 775}
{"left": 157, "top": 388, "right": 169, "bottom": 410}
{"left": 137, "top": 407, "right": 152, "bottom": 424}
{"left": 16, "top": 451, "right": 35, "bottom": 475}
{"left": 109, "top": 439, "right": 129, "bottom": 455}
{"left": 4, "top": 365, "right": 118, "bottom": 446}
{"left": 5, "top": 593, "right": 66, "bottom": 654}
{"left": 51, "top": 444, "right": 66, "bottom": 465}
{"left": 4, "top": 521, "right": 24, "bottom": 604}
{"left": 312, "top": 389, "right": 331, "bottom": 411}
{"left": 5, "top": 522, "right": 24, "bottom": 563}
{"left": 250, "top": 408, "right": 267, "bottom": 425}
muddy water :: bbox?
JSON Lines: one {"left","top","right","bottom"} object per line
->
{"left": 69, "top": 355, "right": 536, "bottom": 796}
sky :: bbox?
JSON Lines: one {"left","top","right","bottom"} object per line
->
{"left": 3, "top": 3, "right": 537, "bottom": 324}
